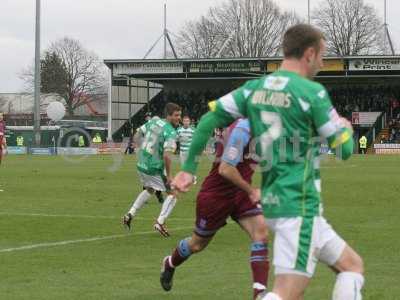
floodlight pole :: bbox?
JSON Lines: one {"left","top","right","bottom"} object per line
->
{"left": 384, "top": 0, "right": 387, "bottom": 53}
{"left": 384, "top": 0, "right": 386, "bottom": 24}
{"left": 34, "top": 0, "right": 41, "bottom": 147}
{"left": 383, "top": 0, "right": 395, "bottom": 55}
{"left": 307, "top": 0, "right": 310, "bottom": 24}
{"left": 143, "top": 3, "right": 178, "bottom": 59}
{"left": 164, "top": 3, "right": 167, "bottom": 59}
{"left": 107, "top": 67, "right": 112, "bottom": 142}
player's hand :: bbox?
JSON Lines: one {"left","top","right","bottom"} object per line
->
{"left": 171, "top": 171, "right": 194, "bottom": 193}
{"left": 248, "top": 188, "right": 261, "bottom": 204}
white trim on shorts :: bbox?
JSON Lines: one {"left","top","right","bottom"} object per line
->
{"left": 138, "top": 171, "right": 167, "bottom": 192}
{"left": 266, "top": 216, "right": 346, "bottom": 278}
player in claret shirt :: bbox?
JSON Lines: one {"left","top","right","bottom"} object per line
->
{"left": 172, "top": 24, "right": 364, "bottom": 300}
{"left": 160, "top": 118, "right": 270, "bottom": 299}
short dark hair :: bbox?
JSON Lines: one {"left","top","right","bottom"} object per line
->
{"left": 283, "top": 24, "right": 324, "bottom": 59}
{"left": 182, "top": 115, "right": 190, "bottom": 120}
{"left": 164, "top": 102, "right": 181, "bottom": 117}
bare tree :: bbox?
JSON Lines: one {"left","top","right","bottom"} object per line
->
{"left": 20, "top": 37, "right": 106, "bottom": 116}
{"left": 49, "top": 37, "right": 106, "bottom": 116}
{"left": 176, "top": 0, "right": 300, "bottom": 58}
{"left": 177, "top": 16, "right": 224, "bottom": 58}
{"left": 312, "top": 0, "right": 383, "bottom": 56}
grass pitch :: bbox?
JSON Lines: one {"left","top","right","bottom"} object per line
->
{"left": 0, "top": 154, "right": 399, "bottom": 299}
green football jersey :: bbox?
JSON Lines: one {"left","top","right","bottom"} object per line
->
{"left": 205, "top": 70, "right": 352, "bottom": 218}
{"left": 137, "top": 118, "right": 177, "bottom": 176}
{"left": 177, "top": 126, "right": 195, "bottom": 153}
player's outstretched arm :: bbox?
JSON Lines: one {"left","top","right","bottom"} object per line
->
{"left": 182, "top": 111, "right": 234, "bottom": 174}
{"left": 173, "top": 82, "right": 255, "bottom": 192}
{"left": 172, "top": 111, "right": 234, "bottom": 192}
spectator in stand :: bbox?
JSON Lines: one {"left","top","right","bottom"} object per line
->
{"left": 387, "top": 118, "right": 400, "bottom": 144}
{"left": 390, "top": 127, "right": 396, "bottom": 143}
{"left": 131, "top": 84, "right": 400, "bottom": 145}
{"left": 328, "top": 84, "right": 399, "bottom": 118}
{"left": 391, "top": 97, "right": 400, "bottom": 118}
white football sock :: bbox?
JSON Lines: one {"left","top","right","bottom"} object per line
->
{"left": 128, "top": 190, "right": 151, "bottom": 216}
{"left": 259, "top": 292, "right": 282, "bottom": 300}
{"left": 156, "top": 195, "right": 177, "bottom": 224}
{"left": 332, "top": 272, "right": 364, "bottom": 300}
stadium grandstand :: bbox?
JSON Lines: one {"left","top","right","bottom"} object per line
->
{"left": 104, "top": 55, "right": 400, "bottom": 154}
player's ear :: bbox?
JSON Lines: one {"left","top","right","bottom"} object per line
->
{"left": 304, "top": 47, "right": 314, "bottom": 63}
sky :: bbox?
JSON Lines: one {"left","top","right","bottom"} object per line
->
{"left": 0, "top": 0, "right": 399, "bottom": 92}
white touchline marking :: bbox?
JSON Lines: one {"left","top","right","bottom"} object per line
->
{"left": 0, "top": 226, "right": 194, "bottom": 253}
{"left": 0, "top": 212, "right": 115, "bottom": 219}
{"left": 0, "top": 234, "right": 126, "bottom": 253}
{"left": 0, "top": 212, "right": 194, "bottom": 221}
{"left": 320, "top": 164, "right": 357, "bottom": 169}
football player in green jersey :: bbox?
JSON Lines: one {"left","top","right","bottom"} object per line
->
{"left": 123, "top": 103, "right": 182, "bottom": 237}
{"left": 134, "top": 114, "right": 165, "bottom": 204}
{"left": 172, "top": 24, "right": 364, "bottom": 300}
{"left": 177, "top": 115, "right": 195, "bottom": 166}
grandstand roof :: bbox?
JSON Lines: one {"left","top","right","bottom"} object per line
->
{"left": 104, "top": 55, "right": 400, "bottom": 63}
{"left": 104, "top": 55, "right": 400, "bottom": 80}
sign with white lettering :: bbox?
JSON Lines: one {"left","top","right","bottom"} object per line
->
{"left": 188, "top": 61, "right": 263, "bottom": 73}
{"left": 349, "top": 58, "right": 400, "bottom": 71}
{"left": 113, "top": 62, "right": 183, "bottom": 75}
{"left": 374, "top": 144, "right": 400, "bottom": 154}
{"left": 351, "top": 112, "right": 381, "bottom": 125}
